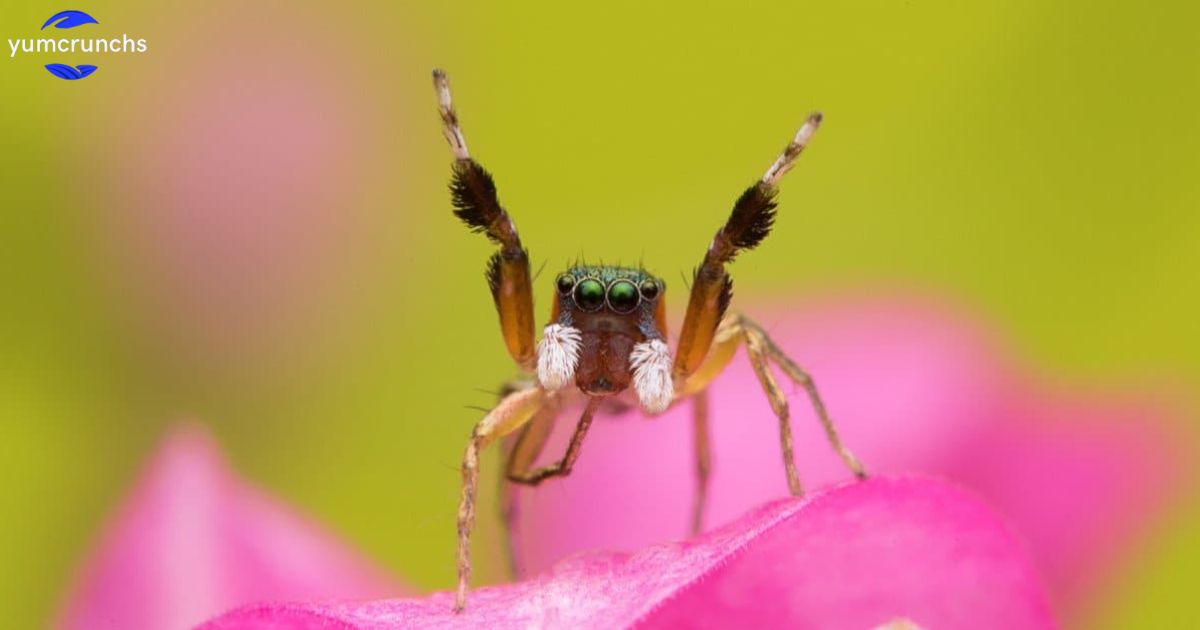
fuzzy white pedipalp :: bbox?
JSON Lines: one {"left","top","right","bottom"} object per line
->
{"left": 630, "top": 339, "right": 674, "bottom": 414}
{"left": 537, "top": 324, "right": 582, "bottom": 391}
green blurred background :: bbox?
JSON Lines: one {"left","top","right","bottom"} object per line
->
{"left": 1, "top": 0, "right": 1196, "bottom": 627}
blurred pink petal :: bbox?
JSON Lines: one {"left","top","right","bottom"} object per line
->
{"left": 512, "top": 292, "right": 1183, "bottom": 616}
{"left": 945, "top": 391, "right": 1181, "bottom": 607}
{"left": 94, "top": 5, "right": 388, "bottom": 373}
{"left": 203, "top": 477, "right": 1056, "bottom": 630}
{"left": 58, "top": 424, "right": 401, "bottom": 630}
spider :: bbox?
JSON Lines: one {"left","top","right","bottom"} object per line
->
{"left": 432, "top": 69, "right": 867, "bottom": 612}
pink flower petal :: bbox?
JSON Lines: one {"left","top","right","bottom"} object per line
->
{"left": 202, "top": 477, "right": 1056, "bottom": 630}
{"left": 58, "top": 424, "right": 401, "bottom": 630}
{"left": 511, "top": 292, "right": 1183, "bottom": 616}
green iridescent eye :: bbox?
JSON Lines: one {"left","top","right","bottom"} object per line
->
{"left": 607, "top": 280, "right": 639, "bottom": 313}
{"left": 573, "top": 278, "right": 605, "bottom": 311}
{"left": 639, "top": 279, "right": 660, "bottom": 301}
{"left": 556, "top": 273, "right": 575, "bottom": 295}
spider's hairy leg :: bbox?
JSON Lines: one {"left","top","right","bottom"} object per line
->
{"left": 432, "top": 69, "right": 536, "bottom": 369}
{"left": 673, "top": 112, "right": 823, "bottom": 382}
{"left": 740, "top": 317, "right": 867, "bottom": 479}
{"left": 498, "top": 398, "right": 559, "bottom": 580}
{"left": 677, "top": 313, "right": 867, "bottom": 498}
{"left": 498, "top": 398, "right": 599, "bottom": 576}
{"left": 743, "top": 323, "right": 805, "bottom": 495}
{"left": 679, "top": 315, "right": 743, "bottom": 397}
{"left": 456, "top": 386, "right": 548, "bottom": 613}
{"left": 674, "top": 317, "right": 740, "bottom": 531}
{"left": 690, "top": 388, "right": 712, "bottom": 535}
{"left": 506, "top": 397, "right": 601, "bottom": 485}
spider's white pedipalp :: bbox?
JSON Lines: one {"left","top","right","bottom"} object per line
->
{"left": 631, "top": 339, "right": 674, "bottom": 414}
{"left": 537, "top": 324, "right": 582, "bottom": 390}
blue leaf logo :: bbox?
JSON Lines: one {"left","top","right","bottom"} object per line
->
{"left": 45, "top": 63, "right": 98, "bottom": 80}
{"left": 41, "top": 10, "right": 99, "bottom": 30}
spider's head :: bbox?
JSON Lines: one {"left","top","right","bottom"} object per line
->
{"left": 536, "top": 265, "right": 674, "bottom": 413}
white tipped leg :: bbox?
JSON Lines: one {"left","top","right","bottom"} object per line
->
{"left": 432, "top": 68, "right": 470, "bottom": 160}
{"left": 762, "top": 112, "right": 823, "bottom": 187}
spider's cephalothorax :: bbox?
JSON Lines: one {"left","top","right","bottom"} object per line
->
{"left": 539, "top": 266, "right": 670, "bottom": 408}
{"left": 431, "top": 69, "right": 867, "bottom": 613}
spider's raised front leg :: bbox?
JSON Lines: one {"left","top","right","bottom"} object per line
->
{"left": 673, "top": 112, "right": 863, "bottom": 516}
{"left": 434, "top": 69, "right": 536, "bottom": 370}
{"left": 672, "top": 112, "right": 824, "bottom": 382}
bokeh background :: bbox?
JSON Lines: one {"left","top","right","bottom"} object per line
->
{"left": 2, "top": 0, "right": 1197, "bottom": 627}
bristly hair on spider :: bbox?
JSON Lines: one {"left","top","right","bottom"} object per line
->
{"left": 429, "top": 69, "right": 865, "bottom": 613}
{"left": 725, "top": 184, "right": 778, "bottom": 254}
{"left": 450, "top": 160, "right": 505, "bottom": 241}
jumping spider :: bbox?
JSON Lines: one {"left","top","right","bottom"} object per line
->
{"left": 432, "top": 69, "right": 867, "bottom": 612}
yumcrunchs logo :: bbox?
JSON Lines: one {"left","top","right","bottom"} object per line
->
{"left": 8, "top": 10, "right": 148, "bottom": 80}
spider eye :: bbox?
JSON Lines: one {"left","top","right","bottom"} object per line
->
{"left": 556, "top": 273, "right": 575, "bottom": 295}
{"left": 607, "top": 280, "right": 639, "bottom": 313}
{"left": 573, "top": 278, "right": 605, "bottom": 311}
{"left": 639, "top": 279, "right": 660, "bottom": 301}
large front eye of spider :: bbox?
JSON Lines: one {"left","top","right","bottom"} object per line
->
{"left": 607, "top": 280, "right": 640, "bottom": 313}
{"left": 573, "top": 278, "right": 605, "bottom": 311}
{"left": 555, "top": 273, "right": 576, "bottom": 296}
{"left": 639, "top": 279, "right": 660, "bottom": 301}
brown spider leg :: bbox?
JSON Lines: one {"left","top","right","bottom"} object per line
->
{"left": 507, "top": 397, "right": 601, "bottom": 485}
{"left": 433, "top": 69, "right": 536, "bottom": 370}
{"left": 662, "top": 111, "right": 838, "bottom": 512}
{"left": 498, "top": 402, "right": 559, "bottom": 579}
{"left": 456, "top": 387, "right": 547, "bottom": 613}
{"left": 743, "top": 328, "right": 805, "bottom": 496}
{"left": 690, "top": 388, "right": 712, "bottom": 534}
{"left": 677, "top": 313, "right": 866, "bottom": 498}
{"left": 741, "top": 318, "right": 867, "bottom": 479}
{"left": 673, "top": 113, "right": 822, "bottom": 383}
